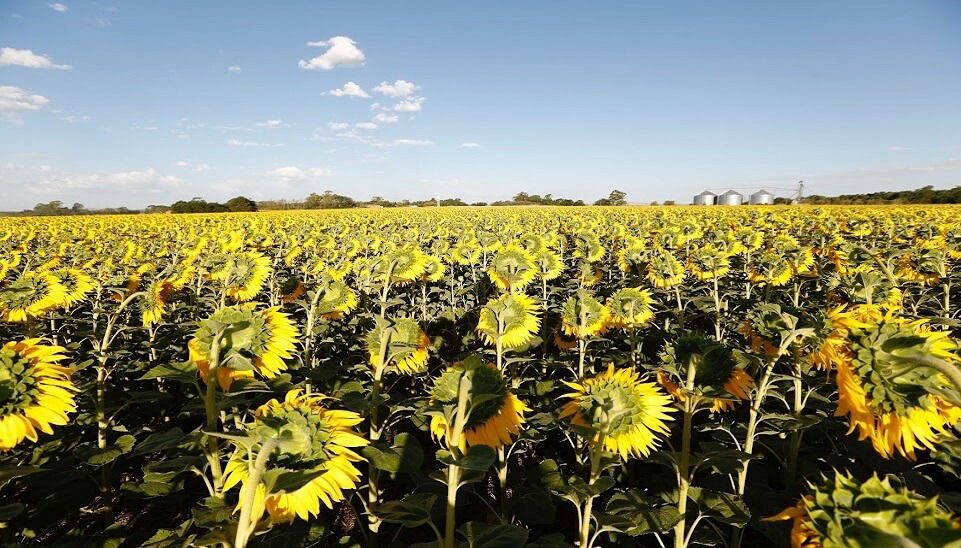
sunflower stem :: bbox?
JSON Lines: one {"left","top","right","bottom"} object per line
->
{"left": 674, "top": 360, "right": 698, "bottom": 548}
{"left": 444, "top": 374, "right": 472, "bottom": 548}
{"left": 579, "top": 432, "right": 606, "bottom": 548}
{"left": 911, "top": 355, "right": 961, "bottom": 404}
{"left": 497, "top": 446, "right": 509, "bottom": 523}
{"left": 732, "top": 357, "right": 776, "bottom": 548}
{"left": 786, "top": 358, "right": 804, "bottom": 487}
{"left": 202, "top": 327, "right": 225, "bottom": 498}
{"left": 234, "top": 437, "right": 279, "bottom": 548}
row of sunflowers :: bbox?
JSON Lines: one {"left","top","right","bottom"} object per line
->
{"left": 2, "top": 205, "right": 961, "bottom": 547}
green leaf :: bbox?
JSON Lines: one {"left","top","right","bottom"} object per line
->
{"left": 372, "top": 494, "right": 438, "bottom": 528}
{"left": 0, "top": 466, "right": 43, "bottom": 482}
{"left": 362, "top": 433, "right": 424, "bottom": 474}
{"left": 689, "top": 487, "right": 750, "bottom": 526}
{"left": 261, "top": 468, "right": 328, "bottom": 494}
{"left": 457, "top": 522, "right": 529, "bottom": 548}
{"left": 133, "top": 428, "right": 187, "bottom": 455}
{"left": 456, "top": 444, "right": 496, "bottom": 471}
{"left": 0, "top": 503, "right": 25, "bottom": 521}
{"left": 503, "top": 488, "right": 556, "bottom": 524}
{"left": 139, "top": 361, "right": 197, "bottom": 383}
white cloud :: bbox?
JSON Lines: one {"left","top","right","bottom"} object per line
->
{"left": 175, "top": 160, "right": 212, "bottom": 172}
{"left": 887, "top": 146, "right": 911, "bottom": 151}
{"left": 27, "top": 167, "right": 185, "bottom": 195}
{"left": 373, "top": 80, "right": 420, "bottom": 98}
{"left": 0, "top": 85, "right": 50, "bottom": 124}
{"left": 327, "top": 122, "right": 350, "bottom": 130}
{"left": 393, "top": 139, "right": 433, "bottom": 147}
{"left": 61, "top": 114, "right": 90, "bottom": 123}
{"left": 94, "top": 17, "right": 110, "bottom": 27}
{"left": 299, "top": 36, "right": 365, "bottom": 70}
{"left": 459, "top": 142, "right": 481, "bottom": 148}
{"left": 266, "top": 166, "right": 307, "bottom": 179}
{"left": 392, "top": 97, "right": 425, "bottom": 112}
{"left": 0, "top": 47, "right": 71, "bottom": 69}
{"left": 227, "top": 65, "right": 242, "bottom": 73}
{"left": 48, "top": 3, "right": 68, "bottom": 12}
{"left": 256, "top": 119, "right": 289, "bottom": 128}
{"left": 264, "top": 166, "right": 334, "bottom": 185}
{"left": 373, "top": 113, "right": 398, "bottom": 124}
{"left": 327, "top": 81, "right": 369, "bottom": 98}
{"left": 175, "top": 160, "right": 189, "bottom": 167}
{"left": 227, "top": 139, "right": 280, "bottom": 147}
{"left": 355, "top": 122, "right": 378, "bottom": 130}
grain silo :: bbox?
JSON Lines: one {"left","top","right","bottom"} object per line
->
{"left": 749, "top": 189, "right": 775, "bottom": 205}
{"left": 717, "top": 190, "right": 743, "bottom": 206}
{"left": 692, "top": 190, "right": 716, "bottom": 205}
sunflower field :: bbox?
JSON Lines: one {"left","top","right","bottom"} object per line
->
{"left": 3, "top": 205, "right": 961, "bottom": 547}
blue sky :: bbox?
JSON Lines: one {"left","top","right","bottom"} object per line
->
{"left": 1, "top": 1, "right": 960, "bottom": 209}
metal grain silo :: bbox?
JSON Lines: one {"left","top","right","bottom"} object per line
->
{"left": 717, "top": 190, "right": 743, "bottom": 206}
{"left": 749, "top": 189, "right": 775, "bottom": 205}
{"left": 692, "top": 190, "right": 716, "bottom": 205}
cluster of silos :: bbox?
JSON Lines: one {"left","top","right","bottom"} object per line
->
{"left": 691, "top": 189, "right": 775, "bottom": 205}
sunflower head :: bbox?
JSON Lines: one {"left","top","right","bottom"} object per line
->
{"left": 365, "top": 317, "right": 430, "bottom": 375}
{"left": 419, "top": 254, "right": 446, "bottom": 283}
{"left": 748, "top": 251, "right": 793, "bottom": 286}
{"left": 278, "top": 276, "right": 305, "bottom": 303}
{"left": 834, "top": 312, "right": 961, "bottom": 459}
{"left": 646, "top": 250, "right": 685, "bottom": 289}
{"left": 0, "top": 339, "right": 77, "bottom": 451}
{"left": 141, "top": 278, "right": 174, "bottom": 327}
{"left": 310, "top": 277, "right": 357, "bottom": 320}
{"left": 487, "top": 244, "right": 537, "bottom": 292}
{"left": 559, "top": 364, "right": 675, "bottom": 459}
{"left": 740, "top": 303, "right": 803, "bottom": 357}
{"left": 375, "top": 248, "right": 428, "bottom": 285}
{"left": 0, "top": 271, "right": 67, "bottom": 322}
{"left": 532, "top": 249, "right": 564, "bottom": 281}
{"left": 428, "top": 355, "right": 527, "bottom": 452}
{"left": 222, "top": 390, "right": 367, "bottom": 523}
{"left": 560, "top": 289, "right": 609, "bottom": 339}
{"left": 660, "top": 334, "right": 754, "bottom": 409}
{"left": 606, "top": 287, "right": 655, "bottom": 329}
{"left": 765, "top": 472, "right": 961, "bottom": 548}
{"left": 190, "top": 305, "right": 298, "bottom": 390}
{"left": 687, "top": 245, "right": 731, "bottom": 281}
{"left": 477, "top": 293, "right": 541, "bottom": 349}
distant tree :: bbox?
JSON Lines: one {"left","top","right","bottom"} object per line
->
{"left": 663, "top": 200, "right": 676, "bottom": 206}
{"left": 71, "top": 202, "right": 85, "bottom": 213}
{"left": 608, "top": 190, "right": 627, "bottom": 205}
{"left": 593, "top": 198, "right": 611, "bottom": 206}
{"left": 471, "top": 201, "right": 488, "bottom": 206}
{"left": 225, "top": 196, "right": 257, "bottom": 212}
{"left": 513, "top": 192, "right": 530, "bottom": 203}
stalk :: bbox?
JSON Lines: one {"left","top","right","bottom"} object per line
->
{"left": 578, "top": 432, "right": 606, "bottom": 548}
{"left": 202, "top": 328, "right": 225, "bottom": 497}
{"left": 673, "top": 363, "right": 698, "bottom": 548}
{"left": 234, "top": 438, "right": 279, "bottom": 548}
{"left": 443, "top": 374, "right": 471, "bottom": 548}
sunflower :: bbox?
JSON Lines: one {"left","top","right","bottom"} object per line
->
{"left": 807, "top": 304, "right": 882, "bottom": 371}
{"left": 659, "top": 335, "right": 754, "bottom": 413}
{"left": 560, "top": 289, "right": 609, "bottom": 339}
{"left": 532, "top": 250, "right": 564, "bottom": 281}
{"left": 646, "top": 250, "right": 686, "bottom": 289}
{"left": 222, "top": 390, "right": 367, "bottom": 523}
{"left": 606, "top": 287, "right": 655, "bottom": 329}
{"left": 765, "top": 472, "right": 961, "bottom": 548}
{"left": 141, "top": 278, "right": 173, "bottom": 327}
{"left": 450, "top": 241, "right": 481, "bottom": 266}
{"left": 365, "top": 317, "right": 430, "bottom": 375}
{"left": 617, "top": 240, "right": 648, "bottom": 274}
{"left": 218, "top": 252, "right": 272, "bottom": 302}
{"left": 831, "top": 312, "right": 961, "bottom": 459}
{"left": 475, "top": 293, "right": 539, "bottom": 350}
{"left": 747, "top": 251, "right": 793, "bottom": 286}
{"left": 487, "top": 244, "right": 537, "bottom": 292}
{"left": 312, "top": 278, "right": 358, "bottom": 320}
{"left": 0, "top": 271, "right": 68, "bottom": 322}
{"left": 429, "top": 357, "right": 528, "bottom": 452}
{"left": 559, "top": 364, "right": 675, "bottom": 459}
{"left": 686, "top": 245, "right": 731, "bottom": 281}
{"left": 51, "top": 268, "right": 95, "bottom": 308}
{"left": 189, "top": 305, "right": 298, "bottom": 390}
{"left": 0, "top": 339, "right": 77, "bottom": 451}
{"left": 374, "top": 248, "right": 428, "bottom": 285}
{"left": 419, "top": 254, "right": 446, "bottom": 283}
{"left": 278, "top": 276, "right": 305, "bottom": 303}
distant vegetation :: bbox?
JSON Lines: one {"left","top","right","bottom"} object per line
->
{"left": 803, "top": 185, "right": 961, "bottom": 205}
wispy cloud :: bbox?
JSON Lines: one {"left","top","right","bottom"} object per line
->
{"left": 0, "top": 47, "right": 71, "bottom": 69}
{"left": 887, "top": 146, "right": 911, "bottom": 151}
{"left": 227, "top": 139, "right": 281, "bottom": 147}
{"left": 0, "top": 85, "right": 50, "bottom": 124}
{"left": 26, "top": 167, "right": 186, "bottom": 195}
{"left": 391, "top": 97, "right": 425, "bottom": 112}
{"left": 256, "top": 119, "right": 290, "bottom": 129}
{"left": 299, "top": 36, "right": 365, "bottom": 70}
{"left": 459, "top": 142, "right": 481, "bottom": 148}
{"left": 327, "top": 122, "right": 350, "bottom": 130}
{"left": 373, "top": 113, "right": 398, "bottom": 124}
{"left": 48, "top": 3, "right": 68, "bottom": 12}
{"left": 327, "top": 81, "right": 370, "bottom": 98}
{"left": 355, "top": 122, "right": 378, "bottom": 130}
{"left": 263, "top": 166, "right": 334, "bottom": 186}
{"left": 227, "top": 65, "right": 242, "bottom": 73}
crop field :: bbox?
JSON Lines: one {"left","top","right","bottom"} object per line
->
{"left": 2, "top": 205, "right": 961, "bottom": 547}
